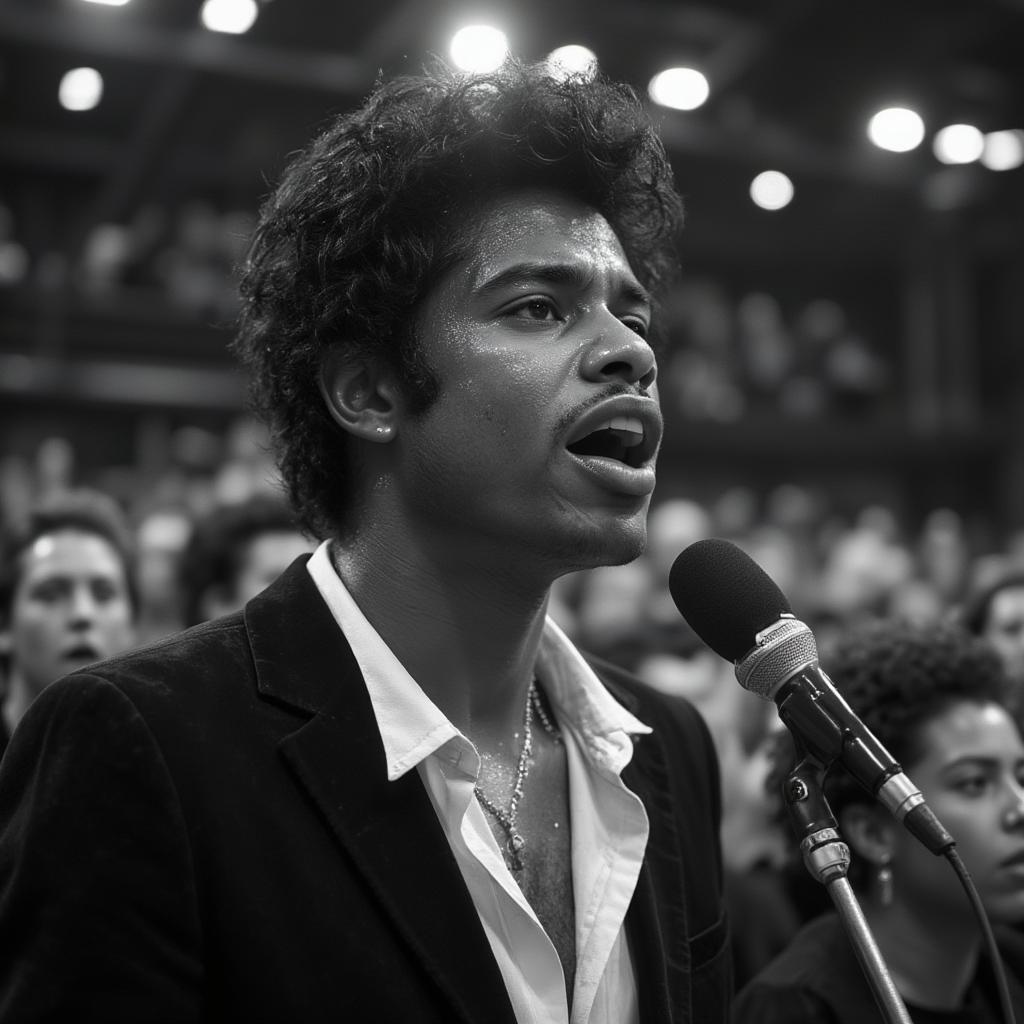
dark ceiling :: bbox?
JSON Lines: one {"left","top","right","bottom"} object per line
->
{"left": 2, "top": 0, "right": 1023, "bottom": 274}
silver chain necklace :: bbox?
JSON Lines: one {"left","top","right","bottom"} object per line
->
{"left": 474, "top": 679, "right": 560, "bottom": 872}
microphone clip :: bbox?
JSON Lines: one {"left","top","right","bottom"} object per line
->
{"left": 783, "top": 752, "right": 851, "bottom": 888}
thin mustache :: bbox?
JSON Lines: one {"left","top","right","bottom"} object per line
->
{"left": 555, "top": 385, "right": 657, "bottom": 434}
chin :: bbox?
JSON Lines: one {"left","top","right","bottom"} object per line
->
{"left": 562, "top": 519, "right": 648, "bottom": 572}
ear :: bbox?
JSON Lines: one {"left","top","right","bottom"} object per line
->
{"left": 839, "top": 801, "right": 898, "bottom": 866}
{"left": 318, "top": 346, "right": 402, "bottom": 443}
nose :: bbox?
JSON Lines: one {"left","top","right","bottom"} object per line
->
{"left": 68, "top": 584, "right": 98, "bottom": 628}
{"left": 580, "top": 317, "right": 657, "bottom": 391}
{"left": 1003, "top": 780, "right": 1024, "bottom": 829}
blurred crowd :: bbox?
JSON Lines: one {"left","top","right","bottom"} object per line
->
{"left": 3, "top": 197, "right": 895, "bottom": 428}
{"left": 4, "top": 416, "right": 1024, "bottom": 997}
{"left": 5, "top": 416, "right": 1024, "bottom": 746}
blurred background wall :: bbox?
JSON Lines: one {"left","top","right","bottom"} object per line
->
{"left": 1, "top": 0, "right": 1023, "bottom": 635}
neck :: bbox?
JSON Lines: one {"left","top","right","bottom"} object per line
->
{"left": 329, "top": 533, "right": 551, "bottom": 742}
{"left": 3, "top": 670, "right": 37, "bottom": 735}
{"left": 863, "top": 902, "right": 980, "bottom": 1010}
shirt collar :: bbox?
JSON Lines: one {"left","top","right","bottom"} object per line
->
{"left": 306, "top": 540, "right": 651, "bottom": 781}
{"left": 307, "top": 541, "right": 461, "bottom": 781}
{"left": 536, "top": 615, "right": 651, "bottom": 775}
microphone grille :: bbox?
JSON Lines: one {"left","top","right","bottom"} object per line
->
{"left": 668, "top": 538, "right": 792, "bottom": 663}
{"left": 736, "top": 618, "right": 819, "bottom": 698}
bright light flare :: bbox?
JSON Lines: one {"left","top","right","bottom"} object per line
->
{"left": 58, "top": 67, "right": 103, "bottom": 111}
{"left": 981, "top": 129, "right": 1024, "bottom": 171}
{"left": 449, "top": 25, "right": 509, "bottom": 73}
{"left": 933, "top": 123, "right": 984, "bottom": 164}
{"left": 546, "top": 45, "right": 598, "bottom": 81}
{"left": 648, "top": 67, "right": 709, "bottom": 111}
{"left": 749, "top": 170, "right": 794, "bottom": 211}
{"left": 867, "top": 107, "right": 926, "bottom": 152}
{"left": 200, "top": 0, "right": 258, "bottom": 34}
{"left": 80, "top": 0, "right": 131, "bottom": 5}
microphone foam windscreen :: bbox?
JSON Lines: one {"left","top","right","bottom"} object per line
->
{"left": 668, "top": 538, "right": 792, "bottom": 663}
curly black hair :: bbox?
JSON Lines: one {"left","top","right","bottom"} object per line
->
{"left": 765, "top": 619, "right": 1013, "bottom": 891}
{"left": 233, "top": 59, "right": 685, "bottom": 540}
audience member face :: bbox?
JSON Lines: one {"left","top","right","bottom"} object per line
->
{"left": 233, "top": 531, "right": 313, "bottom": 606}
{"left": 890, "top": 700, "right": 1024, "bottom": 927}
{"left": 5, "top": 528, "right": 135, "bottom": 699}
{"left": 402, "top": 188, "right": 660, "bottom": 574}
{"left": 982, "top": 585, "right": 1024, "bottom": 683}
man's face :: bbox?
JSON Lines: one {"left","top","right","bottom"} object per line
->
{"left": 4, "top": 528, "right": 135, "bottom": 697}
{"left": 392, "top": 189, "right": 662, "bottom": 577}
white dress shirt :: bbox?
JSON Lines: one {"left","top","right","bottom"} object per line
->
{"left": 307, "top": 541, "right": 652, "bottom": 1024}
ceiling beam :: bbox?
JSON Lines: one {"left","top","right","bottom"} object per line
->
{"left": 0, "top": 7, "right": 371, "bottom": 94}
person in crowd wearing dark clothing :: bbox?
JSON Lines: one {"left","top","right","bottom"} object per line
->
{"left": 0, "top": 488, "right": 137, "bottom": 757}
{"left": 733, "top": 619, "right": 1024, "bottom": 1024}
{"left": 178, "top": 494, "right": 312, "bottom": 626}
{"left": 0, "top": 60, "right": 731, "bottom": 1022}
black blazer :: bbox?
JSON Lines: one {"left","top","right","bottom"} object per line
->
{"left": 0, "top": 557, "right": 731, "bottom": 1022}
{"left": 732, "top": 912, "right": 1024, "bottom": 1024}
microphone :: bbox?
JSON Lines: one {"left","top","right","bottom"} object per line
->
{"left": 668, "top": 538, "right": 954, "bottom": 855}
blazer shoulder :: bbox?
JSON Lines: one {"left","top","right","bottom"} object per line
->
{"left": 33, "top": 613, "right": 255, "bottom": 726}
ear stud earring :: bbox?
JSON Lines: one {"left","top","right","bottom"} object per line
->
{"left": 877, "top": 855, "right": 894, "bottom": 908}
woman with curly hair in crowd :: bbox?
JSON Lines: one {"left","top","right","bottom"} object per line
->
{"left": 733, "top": 619, "right": 1024, "bottom": 1024}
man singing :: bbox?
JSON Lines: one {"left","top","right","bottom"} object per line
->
{"left": 0, "top": 59, "right": 730, "bottom": 1022}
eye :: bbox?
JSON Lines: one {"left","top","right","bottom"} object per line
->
{"left": 91, "top": 579, "right": 119, "bottom": 604}
{"left": 507, "top": 297, "right": 560, "bottom": 322}
{"left": 621, "top": 315, "right": 649, "bottom": 339}
{"left": 29, "top": 579, "right": 68, "bottom": 604}
{"left": 951, "top": 774, "right": 989, "bottom": 797}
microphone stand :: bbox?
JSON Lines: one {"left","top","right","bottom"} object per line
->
{"left": 783, "top": 754, "right": 912, "bottom": 1024}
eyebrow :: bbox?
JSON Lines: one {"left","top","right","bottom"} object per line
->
{"left": 942, "top": 754, "right": 1024, "bottom": 772}
{"left": 474, "top": 260, "right": 651, "bottom": 310}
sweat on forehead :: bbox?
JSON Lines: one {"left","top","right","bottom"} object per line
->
{"left": 438, "top": 189, "right": 635, "bottom": 280}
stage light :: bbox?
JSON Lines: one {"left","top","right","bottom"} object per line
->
{"left": 867, "top": 107, "right": 925, "bottom": 152}
{"left": 546, "top": 45, "right": 597, "bottom": 81}
{"left": 80, "top": 0, "right": 131, "bottom": 6}
{"left": 648, "top": 67, "right": 709, "bottom": 111}
{"left": 58, "top": 67, "right": 103, "bottom": 111}
{"left": 200, "top": 0, "right": 258, "bottom": 35}
{"left": 981, "top": 129, "right": 1024, "bottom": 171}
{"left": 750, "top": 170, "right": 794, "bottom": 211}
{"left": 932, "top": 123, "right": 984, "bottom": 164}
{"left": 449, "top": 25, "right": 509, "bottom": 73}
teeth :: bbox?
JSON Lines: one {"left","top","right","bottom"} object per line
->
{"left": 594, "top": 415, "right": 644, "bottom": 448}
{"left": 608, "top": 415, "right": 644, "bottom": 437}
{"left": 587, "top": 415, "right": 644, "bottom": 438}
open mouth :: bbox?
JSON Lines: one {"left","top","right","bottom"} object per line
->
{"left": 566, "top": 415, "right": 651, "bottom": 469}
{"left": 63, "top": 643, "right": 100, "bottom": 660}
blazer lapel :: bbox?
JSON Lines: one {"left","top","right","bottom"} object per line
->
{"left": 604, "top": 677, "right": 693, "bottom": 1024}
{"left": 245, "top": 560, "right": 516, "bottom": 1024}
